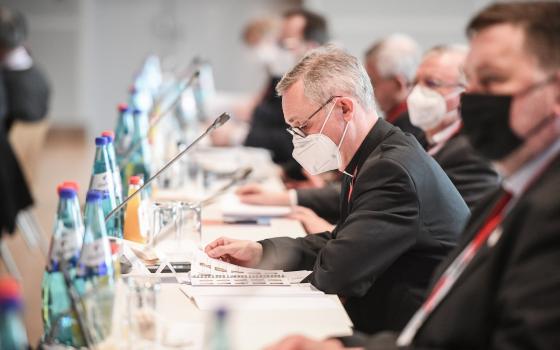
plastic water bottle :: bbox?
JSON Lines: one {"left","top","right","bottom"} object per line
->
{"left": 0, "top": 277, "right": 29, "bottom": 350}
{"left": 101, "top": 130, "right": 123, "bottom": 206}
{"left": 41, "top": 186, "right": 85, "bottom": 347}
{"left": 75, "top": 191, "right": 115, "bottom": 342}
{"left": 88, "top": 136, "right": 121, "bottom": 239}
{"left": 123, "top": 109, "right": 152, "bottom": 195}
{"left": 208, "top": 308, "right": 231, "bottom": 350}
{"left": 114, "top": 103, "right": 135, "bottom": 197}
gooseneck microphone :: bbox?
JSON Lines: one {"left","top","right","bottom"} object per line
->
{"left": 106, "top": 112, "right": 231, "bottom": 222}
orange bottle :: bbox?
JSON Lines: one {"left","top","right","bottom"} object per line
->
{"left": 123, "top": 176, "right": 147, "bottom": 243}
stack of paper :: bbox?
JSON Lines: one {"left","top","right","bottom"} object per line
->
{"left": 185, "top": 250, "right": 325, "bottom": 311}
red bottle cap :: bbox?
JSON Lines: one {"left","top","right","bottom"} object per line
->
{"left": 57, "top": 181, "right": 79, "bottom": 194}
{"left": 129, "top": 176, "right": 141, "bottom": 185}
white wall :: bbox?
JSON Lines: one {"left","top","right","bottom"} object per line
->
{"left": 5, "top": 0, "right": 297, "bottom": 136}
{"left": 5, "top": 0, "right": 492, "bottom": 136}
{"left": 306, "top": 0, "right": 493, "bottom": 59}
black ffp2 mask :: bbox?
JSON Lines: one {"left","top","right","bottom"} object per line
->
{"left": 460, "top": 93, "right": 523, "bottom": 160}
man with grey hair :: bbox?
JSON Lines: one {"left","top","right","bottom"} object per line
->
{"left": 365, "top": 33, "right": 427, "bottom": 147}
{"left": 407, "top": 44, "right": 499, "bottom": 210}
{"left": 206, "top": 45, "right": 469, "bottom": 334}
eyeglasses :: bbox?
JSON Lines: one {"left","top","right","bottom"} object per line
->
{"left": 412, "top": 77, "right": 465, "bottom": 90}
{"left": 286, "top": 96, "right": 341, "bottom": 138}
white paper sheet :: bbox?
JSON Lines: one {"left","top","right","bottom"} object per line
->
{"left": 192, "top": 295, "right": 340, "bottom": 311}
{"left": 220, "top": 193, "right": 292, "bottom": 218}
{"left": 180, "top": 283, "right": 323, "bottom": 298}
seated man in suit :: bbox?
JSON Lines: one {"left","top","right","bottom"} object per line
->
{"left": 206, "top": 45, "right": 469, "bottom": 334}
{"left": 407, "top": 44, "right": 500, "bottom": 210}
{"left": 236, "top": 34, "right": 425, "bottom": 229}
{"left": 265, "top": 1, "right": 560, "bottom": 349}
{"left": 364, "top": 33, "right": 427, "bottom": 148}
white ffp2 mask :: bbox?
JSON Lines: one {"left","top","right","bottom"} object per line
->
{"left": 407, "top": 85, "right": 460, "bottom": 131}
{"left": 292, "top": 100, "right": 349, "bottom": 175}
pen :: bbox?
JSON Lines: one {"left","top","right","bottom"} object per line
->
{"left": 222, "top": 217, "right": 271, "bottom": 225}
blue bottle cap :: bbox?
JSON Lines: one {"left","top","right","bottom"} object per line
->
{"left": 132, "top": 108, "right": 143, "bottom": 115}
{"left": 95, "top": 137, "right": 108, "bottom": 146}
{"left": 216, "top": 307, "right": 227, "bottom": 318}
{"left": 59, "top": 188, "right": 77, "bottom": 199}
{"left": 101, "top": 135, "right": 113, "bottom": 144}
{"left": 86, "top": 190, "right": 102, "bottom": 202}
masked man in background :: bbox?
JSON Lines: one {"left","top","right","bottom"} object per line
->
{"left": 244, "top": 9, "right": 329, "bottom": 181}
{"left": 407, "top": 44, "right": 499, "bottom": 210}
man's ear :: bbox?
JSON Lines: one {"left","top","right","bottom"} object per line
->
{"left": 339, "top": 97, "right": 354, "bottom": 122}
{"left": 393, "top": 75, "right": 410, "bottom": 94}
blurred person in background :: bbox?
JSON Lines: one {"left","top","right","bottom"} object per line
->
{"left": 0, "top": 6, "right": 50, "bottom": 133}
{"left": 265, "top": 1, "right": 560, "bottom": 349}
{"left": 364, "top": 33, "right": 427, "bottom": 148}
{"left": 243, "top": 8, "right": 329, "bottom": 181}
{"left": 0, "top": 67, "right": 33, "bottom": 237}
{"left": 0, "top": 6, "right": 37, "bottom": 237}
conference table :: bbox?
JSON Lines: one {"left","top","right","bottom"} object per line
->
{"left": 104, "top": 147, "right": 353, "bottom": 350}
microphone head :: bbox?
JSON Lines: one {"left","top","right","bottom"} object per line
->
{"left": 208, "top": 113, "right": 231, "bottom": 131}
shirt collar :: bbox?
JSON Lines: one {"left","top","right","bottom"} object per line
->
{"left": 3, "top": 46, "right": 33, "bottom": 71}
{"left": 427, "top": 120, "right": 463, "bottom": 156}
{"left": 502, "top": 139, "right": 560, "bottom": 198}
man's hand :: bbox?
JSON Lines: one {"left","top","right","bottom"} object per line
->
{"left": 236, "top": 183, "right": 291, "bottom": 206}
{"left": 204, "top": 237, "right": 263, "bottom": 267}
{"left": 288, "top": 206, "right": 335, "bottom": 234}
{"left": 264, "top": 335, "right": 355, "bottom": 350}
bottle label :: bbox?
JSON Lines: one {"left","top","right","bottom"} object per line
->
{"left": 80, "top": 238, "right": 111, "bottom": 268}
{"left": 138, "top": 200, "right": 150, "bottom": 239}
{"left": 113, "top": 171, "right": 122, "bottom": 197}
{"left": 49, "top": 226, "right": 83, "bottom": 266}
{"left": 90, "top": 172, "right": 114, "bottom": 192}
{"left": 116, "top": 134, "right": 132, "bottom": 155}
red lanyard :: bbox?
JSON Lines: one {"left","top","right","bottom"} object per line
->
{"left": 347, "top": 167, "right": 359, "bottom": 203}
{"left": 397, "top": 191, "right": 512, "bottom": 346}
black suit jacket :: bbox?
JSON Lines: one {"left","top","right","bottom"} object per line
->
{"left": 3, "top": 64, "right": 50, "bottom": 131}
{"left": 432, "top": 133, "right": 500, "bottom": 211}
{"left": 0, "top": 71, "right": 34, "bottom": 235}
{"left": 243, "top": 76, "right": 304, "bottom": 179}
{"left": 259, "top": 119, "right": 470, "bottom": 334}
{"left": 393, "top": 111, "right": 428, "bottom": 150}
{"left": 296, "top": 183, "right": 341, "bottom": 224}
{"left": 366, "top": 153, "right": 560, "bottom": 350}
{"left": 296, "top": 132, "right": 499, "bottom": 223}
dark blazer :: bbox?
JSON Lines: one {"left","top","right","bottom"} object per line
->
{"left": 365, "top": 154, "right": 560, "bottom": 350}
{"left": 393, "top": 111, "right": 428, "bottom": 150}
{"left": 432, "top": 133, "right": 500, "bottom": 211}
{"left": 0, "top": 71, "right": 34, "bottom": 235}
{"left": 295, "top": 132, "right": 499, "bottom": 224}
{"left": 259, "top": 119, "right": 470, "bottom": 334}
{"left": 243, "top": 76, "right": 304, "bottom": 179}
{"left": 3, "top": 64, "right": 50, "bottom": 131}
{"left": 296, "top": 182, "right": 340, "bottom": 224}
